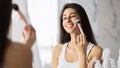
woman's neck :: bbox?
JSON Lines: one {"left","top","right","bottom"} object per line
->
{"left": 70, "top": 32, "right": 80, "bottom": 42}
{"left": 68, "top": 33, "right": 80, "bottom": 49}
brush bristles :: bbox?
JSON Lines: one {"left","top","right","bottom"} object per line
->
{"left": 76, "top": 19, "right": 80, "bottom": 24}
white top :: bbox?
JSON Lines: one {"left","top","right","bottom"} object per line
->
{"left": 57, "top": 42, "right": 94, "bottom": 68}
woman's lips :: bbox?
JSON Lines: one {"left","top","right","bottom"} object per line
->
{"left": 67, "top": 24, "right": 73, "bottom": 28}
{"left": 66, "top": 23, "right": 74, "bottom": 28}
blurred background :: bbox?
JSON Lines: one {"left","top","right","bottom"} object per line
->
{"left": 11, "top": 0, "right": 120, "bottom": 68}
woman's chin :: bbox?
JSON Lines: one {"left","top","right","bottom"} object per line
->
{"left": 66, "top": 30, "right": 73, "bottom": 34}
{"left": 66, "top": 30, "right": 81, "bottom": 34}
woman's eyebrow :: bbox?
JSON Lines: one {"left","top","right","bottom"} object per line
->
{"left": 70, "top": 12, "right": 77, "bottom": 15}
{"left": 62, "top": 12, "right": 77, "bottom": 17}
{"left": 62, "top": 14, "right": 66, "bottom": 17}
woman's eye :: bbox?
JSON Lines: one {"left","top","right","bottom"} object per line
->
{"left": 71, "top": 15, "right": 76, "bottom": 18}
{"left": 63, "top": 17, "right": 67, "bottom": 20}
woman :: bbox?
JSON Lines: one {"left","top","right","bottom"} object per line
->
{"left": 52, "top": 3, "right": 103, "bottom": 68}
{"left": 0, "top": 0, "right": 36, "bottom": 68}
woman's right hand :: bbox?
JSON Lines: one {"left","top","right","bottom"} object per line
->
{"left": 22, "top": 25, "right": 36, "bottom": 48}
{"left": 75, "top": 24, "right": 88, "bottom": 54}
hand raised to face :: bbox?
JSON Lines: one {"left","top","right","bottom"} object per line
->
{"left": 75, "top": 20, "right": 88, "bottom": 54}
{"left": 22, "top": 25, "right": 36, "bottom": 48}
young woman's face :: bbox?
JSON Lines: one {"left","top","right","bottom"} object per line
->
{"left": 62, "top": 8, "right": 80, "bottom": 33}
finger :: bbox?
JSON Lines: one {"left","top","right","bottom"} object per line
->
{"left": 23, "top": 30, "right": 28, "bottom": 37}
{"left": 28, "top": 25, "right": 36, "bottom": 39}
{"left": 82, "top": 34, "right": 85, "bottom": 44}
{"left": 80, "top": 34, "right": 83, "bottom": 46}
{"left": 22, "top": 31, "right": 25, "bottom": 39}
{"left": 30, "top": 26, "right": 35, "bottom": 39}
{"left": 28, "top": 26, "right": 32, "bottom": 38}
{"left": 78, "top": 24, "right": 84, "bottom": 35}
{"left": 31, "top": 29, "right": 36, "bottom": 39}
{"left": 24, "top": 25, "right": 30, "bottom": 32}
{"left": 23, "top": 25, "right": 31, "bottom": 39}
{"left": 76, "top": 35, "right": 79, "bottom": 45}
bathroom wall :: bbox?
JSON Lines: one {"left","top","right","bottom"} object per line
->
{"left": 97, "top": 0, "right": 120, "bottom": 62}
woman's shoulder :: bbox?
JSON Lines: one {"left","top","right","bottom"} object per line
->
{"left": 53, "top": 43, "right": 64, "bottom": 53}
{"left": 6, "top": 41, "right": 31, "bottom": 53}
{"left": 90, "top": 44, "right": 103, "bottom": 59}
{"left": 53, "top": 43, "right": 64, "bottom": 57}
{"left": 92, "top": 45, "right": 103, "bottom": 53}
{"left": 54, "top": 43, "right": 64, "bottom": 50}
{"left": 4, "top": 41, "right": 32, "bottom": 67}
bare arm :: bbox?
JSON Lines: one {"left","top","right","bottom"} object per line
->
{"left": 78, "top": 53, "right": 87, "bottom": 68}
{"left": 87, "top": 45, "right": 103, "bottom": 68}
{"left": 76, "top": 23, "right": 103, "bottom": 68}
{"left": 5, "top": 43, "right": 33, "bottom": 68}
{"left": 52, "top": 44, "right": 63, "bottom": 68}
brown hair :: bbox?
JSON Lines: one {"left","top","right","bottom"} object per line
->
{"left": 0, "top": 0, "right": 12, "bottom": 67}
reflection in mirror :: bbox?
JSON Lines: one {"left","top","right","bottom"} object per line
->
{"left": 58, "top": 0, "right": 120, "bottom": 67}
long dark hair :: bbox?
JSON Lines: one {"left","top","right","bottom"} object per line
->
{"left": 0, "top": 0, "right": 12, "bottom": 67}
{"left": 59, "top": 3, "right": 97, "bottom": 45}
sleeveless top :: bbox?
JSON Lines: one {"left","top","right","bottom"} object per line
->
{"left": 57, "top": 42, "right": 94, "bottom": 68}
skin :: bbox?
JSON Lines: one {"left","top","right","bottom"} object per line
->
{"left": 52, "top": 8, "right": 103, "bottom": 68}
{"left": 4, "top": 25, "right": 36, "bottom": 68}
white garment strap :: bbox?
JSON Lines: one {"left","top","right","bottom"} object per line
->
{"left": 58, "top": 43, "right": 68, "bottom": 62}
{"left": 62, "top": 43, "right": 68, "bottom": 57}
{"left": 87, "top": 42, "right": 94, "bottom": 56}
{"left": 86, "top": 42, "right": 94, "bottom": 64}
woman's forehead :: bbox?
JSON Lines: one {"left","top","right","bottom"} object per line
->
{"left": 63, "top": 8, "right": 76, "bottom": 16}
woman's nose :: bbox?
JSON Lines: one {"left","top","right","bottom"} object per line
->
{"left": 67, "top": 17, "right": 72, "bottom": 23}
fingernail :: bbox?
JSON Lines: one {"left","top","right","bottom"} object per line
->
{"left": 24, "top": 26, "right": 30, "bottom": 32}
